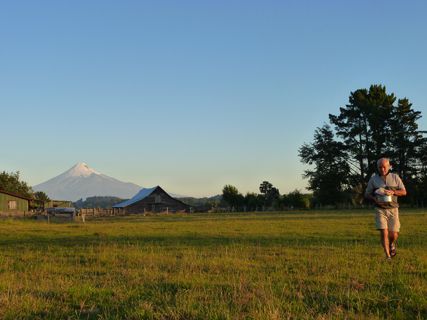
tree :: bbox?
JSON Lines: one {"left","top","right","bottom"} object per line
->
{"left": 0, "top": 171, "right": 33, "bottom": 198}
{"left": 244, "top": 192, "right": 262, "bottom": 211}
{"left": 301, "top": 84, "right": 426, "bottom": 206}
{"left": 329, "top": 85, "right": 396, "bottom": 184}
{"left": 283, "top": 190, "right": 310, "bottom": 209}
{"left": 33, "top": 191, "right": 50, "bottom": 202}
{"left": 299, "top": 124, "right": 351, "bottom": 206}
{"left": 412, "top": 135, "right": 427, "bottom": 206}
{"left": 259, "top": 181, "right": 280, "bottom": 208}
{"left": 259, "top": 181, "right": 273, "bottom": 195}
{"left": 222, "top": 185, "right": 243, "bottom": 211}
{"left": 388, "top": 99, "right": 423, "bottom": 178}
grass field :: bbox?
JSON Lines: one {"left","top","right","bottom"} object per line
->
{"left": 0, "top": 209, "right": 426, "bottom": 319}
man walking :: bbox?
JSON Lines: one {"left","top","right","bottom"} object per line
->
{"left": 365, "top": 158, "right": 407, "bottom": 259}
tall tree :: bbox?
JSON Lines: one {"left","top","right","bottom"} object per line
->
{"left": 302, "top": 84, "right": 426, "bottom": 206}
{"left": 412, "top": 134, "right": 427, "bottom": 206}
{"left": 259, "top": 181, "right": 280, "bottom": 208}
{"left": 388, "top": 98, "right": 423, "bottom": 181}
{"left": 259, "top": 181, "right": 273, "bottom": 195}
{"left": 299, "top": 124, "right": 351, "bottom": 205}
{"left": 329, "top": 85, "right": 396, "bottom": 183}
{"left": 222, "top": 185, "right": 243, "bottom": 211}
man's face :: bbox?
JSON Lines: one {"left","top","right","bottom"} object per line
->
{"left": 378, "top": 160, "right": 390, "bottom": 176}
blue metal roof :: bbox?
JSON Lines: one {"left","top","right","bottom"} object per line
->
{"left": 112, "top": 186, "right": 158, "bottom": 208}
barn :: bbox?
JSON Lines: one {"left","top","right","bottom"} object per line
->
{"left": 112, "top": 186, "right": 190, "bottom": 214}
{"left": 0, "top": 190, "right": 30, "bottom": 214}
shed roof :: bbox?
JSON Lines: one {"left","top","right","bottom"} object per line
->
{"left": 0, "top": 189, "right": 32, "bottom": 201}
{"left": 112, "top": 186, "right": 158, "bottom": 208}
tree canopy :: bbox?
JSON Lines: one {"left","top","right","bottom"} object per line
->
{"left": 299, "top": 124, "right": 351, "bottom": 205}
{"left": 33, "top": 191, "right": 51, "bottom": 202}
{"left": 300, "top": 84, "right": 427, "bottom": 206}
{"left": 221, "top": 185, "right": 243, "bottom": 211}
{"left": 0, "top": 171, "right": 33, "bottom": 198}
{"left": 259, "top": 181, "right": 280, "bottom": 207}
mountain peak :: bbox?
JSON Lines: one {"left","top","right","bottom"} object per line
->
{"left": 33, "top": 162, "right": 142, "bottom": 201}
{"left": 64, "top": 162, "right": 100, "bottom": 178}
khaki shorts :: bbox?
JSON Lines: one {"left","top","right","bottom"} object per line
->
{"left": 375, "top": 207, "right": 400, "bottom": 232}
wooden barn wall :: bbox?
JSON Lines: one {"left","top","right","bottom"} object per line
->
{"left": 125, "top": 189, "right": 189, "bottom": 214}
{"left": 0, "top": 193, "right": 29, "bottom": 213}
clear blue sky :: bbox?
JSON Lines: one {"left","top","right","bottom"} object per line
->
{"left": 1, "top": 0, "right": 426, "bottom": 197}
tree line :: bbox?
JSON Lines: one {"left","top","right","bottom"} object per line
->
{"left": 221, "top": 181, "right": 311, "bottom": 211}
{"left": 299, "top": 84, "right": 427, "bottom": 207}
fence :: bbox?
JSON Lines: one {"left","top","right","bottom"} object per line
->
{"left": 78, "top": 208, "right": 118, "bottom": 216}
{"left": 0, "top": 211, "right": 36, "bottom": 218}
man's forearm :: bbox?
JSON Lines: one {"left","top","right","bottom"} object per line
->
{"left": 392, "top": 189, "right": 407, "bottom": 197}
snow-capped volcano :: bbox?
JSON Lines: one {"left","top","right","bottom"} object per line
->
{"left": 62, "top": 162, "right": 100, "bottom": 178}
{"left": 33, "top": 162, "right": 142, "bottom": 201}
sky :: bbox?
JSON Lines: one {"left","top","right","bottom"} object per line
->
{"left": 1, "top": 0, "right": 426, "bottom": 197}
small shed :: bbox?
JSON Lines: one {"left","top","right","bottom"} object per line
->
{"left": 0, "top": 190, "right": 30, "bottom": 214}
{"left": 112, "top": 186, "right": 190, "bottom": 214}
{"left": 45, "top": 200, "right": 73, "bottom": 208}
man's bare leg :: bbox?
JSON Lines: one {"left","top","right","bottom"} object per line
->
{"left": 389, "top": 231, "right": 399, "bottom": 256}
{"left": 380, "top": 229, "right": 391, "bottom": 258}
{"left": 389, "top": 231, "right": 399, "bottom": 244}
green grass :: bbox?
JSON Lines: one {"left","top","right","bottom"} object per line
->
{"left": 0, "top": 209, "right": 426, "bottom": 319}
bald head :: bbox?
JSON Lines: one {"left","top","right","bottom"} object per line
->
{"left": 377, "top": 158, "right": 390, "bottom": 168}
{"left": 377, "top": 158, "right": 390, "bottom": 176}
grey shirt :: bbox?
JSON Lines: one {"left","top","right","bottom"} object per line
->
{"left": 365, "top": 172, "right": 406, "bottom": 208}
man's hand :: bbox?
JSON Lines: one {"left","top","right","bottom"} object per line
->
{"left": 384, "top": 189, "right": 394, "bottom": 196}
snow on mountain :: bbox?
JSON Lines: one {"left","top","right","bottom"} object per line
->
{"left": 33, "top": 162, "right": 142, "bottom": 201}
{"left": 61, "top": 162, "right": 100, "bottom": 178}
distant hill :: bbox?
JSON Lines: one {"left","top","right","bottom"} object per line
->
{"left": 74, "top": 196, "right": 125, "bottom": 209}
{"left": 33, "top": 162, "right": 141, "bottom": 201}
{"left": 179, "top": 194, "right": 222, "bottom": 208}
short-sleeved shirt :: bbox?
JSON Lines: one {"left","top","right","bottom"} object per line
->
{"left": 365, "top": 172, "right": 406, "bottom": 208}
